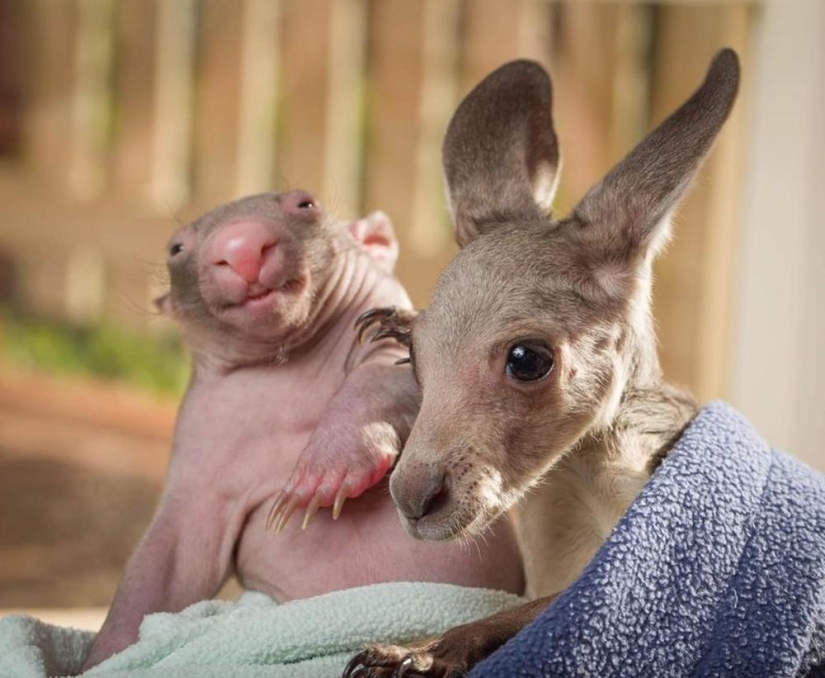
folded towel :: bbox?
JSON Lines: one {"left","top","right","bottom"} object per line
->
{"left": 472, "top": 401, "right": 825, "bottom": 677}
{"left": 0, "top": 583, "right": 523, "bottom": 677}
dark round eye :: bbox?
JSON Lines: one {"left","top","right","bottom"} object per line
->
{"left": 297, "top": 199, "right": 314, "bottom": 209}
{"left": 505, "top": 342, "right": 554, "bottom": 382}
{"left": 169, "top": 242, "right": 184, "bottom": 256}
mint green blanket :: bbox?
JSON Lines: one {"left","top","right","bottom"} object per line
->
{"left": 0, "top": 583, "right": 523, "bottom": 677}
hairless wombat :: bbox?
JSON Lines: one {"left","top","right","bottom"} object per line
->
{"left": 82, "top": 191, "right": 523, "bottom": 670}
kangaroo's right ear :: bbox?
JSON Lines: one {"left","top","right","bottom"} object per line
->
{"left": 442, "top": 60, "right": 560, "bottom": 248}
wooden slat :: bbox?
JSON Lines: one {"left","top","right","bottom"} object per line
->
{"left": 322, "top": 0, "right": 368, "bottom": 218}
{"left": 65, "top": 244, "right": 106, "bottom": 322}
{"left": 278, "top": 0, "right": 368, "bottom": 219}
{"left": 0, "top": 170, "right": 176, "bottom": 322}
{"left": 650, "top": 5, "right": 752, "bottom": 401}
{"left": 23, "top": 0, "right": 78, "bottom": 190}
{"left": 16, "top": 0, "right": 116, "bottom": 320}
{"left": 611, "top": 8, "right": 654, "bottom": 160}
{"left": 149, "top": 0, "right": 197, "bottom": 211}
{"left": 406, "top": 0, "right": 460, "bottom": 260}
{"left": 0, "top": 0, "right": 24, "bottom": 156}
{"left": 111, "top": 0, "right": 159, "bottom": 202}
{"left": 192, "top": 0, "right": 244, "bottom": 203}
{"left": 365, "top": 0, "right": 460, "bottom": 306}
{"left": 235, "top": 0, "right": 282, "bottom": 195}
{"left": 278, "top": 0, "right": 335, "bottom": 199}
{"left": 551, "top": 3, "right": 653, "bottom": 213}
{"left": 0, "top": 171, "right": 174, "bottom": 278}
{"left": 69, "top": 0, "right": 116, "bottom": 200}
{"left": 461, "top": 0, "right": 551, "bottom": 93}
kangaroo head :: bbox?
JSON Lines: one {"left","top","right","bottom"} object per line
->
{"left": 386, "top": 51, "right": 740, "bottom": 540}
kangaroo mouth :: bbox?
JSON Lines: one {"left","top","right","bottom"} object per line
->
{"left": 399, "top": 493, "right": 494, "bottom": 541}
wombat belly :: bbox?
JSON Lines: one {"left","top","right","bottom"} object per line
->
{"left": 235, "top": 485, "right": 524, "bottom": 601}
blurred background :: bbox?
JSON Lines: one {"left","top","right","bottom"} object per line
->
{"left": 0, "top": 0, "right": 822, "bottom": 630}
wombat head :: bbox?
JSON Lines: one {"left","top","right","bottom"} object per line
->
{"left": 157, "top": 190, "right": 398, "bottom": 365}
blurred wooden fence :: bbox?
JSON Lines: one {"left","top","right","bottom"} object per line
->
{"left": 0, "top": 0, "right": 754, "bottom": 400}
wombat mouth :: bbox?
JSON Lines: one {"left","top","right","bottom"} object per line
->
{"left": 245, "top": 286, "right": 274, "bottom": 302}
{"left": 225, "top": 276, "right": 304, "bottom": 311}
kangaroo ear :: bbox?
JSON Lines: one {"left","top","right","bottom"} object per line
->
{"left": 572, "top": 49, "right": 740, "bottom": 262}
{"left": 348, "top": 211, "right": 399, "bottom": 274}
{"left": 442, "top": 60, "right": 560, "bottom": 248}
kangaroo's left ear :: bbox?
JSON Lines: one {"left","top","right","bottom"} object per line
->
{"left": 348, "top": 211, "right": 399, "bottom": 274}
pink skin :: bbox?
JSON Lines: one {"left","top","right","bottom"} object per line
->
{"left": 81, "top": 191, "right": 523, "bottom": 671}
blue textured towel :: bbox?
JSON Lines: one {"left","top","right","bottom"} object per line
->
{"left": 472, "top": 401, "right": 825, "bottom": 677}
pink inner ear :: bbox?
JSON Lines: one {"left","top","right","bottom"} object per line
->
{"left": 362, "top": 233, "right": 388, "bottom": 248}
{"left": 348, "top": 211, "right": 399, "bottom": 272}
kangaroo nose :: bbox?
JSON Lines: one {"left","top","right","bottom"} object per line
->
{"left": 209, "top": 220, "right": 276, "bottom": 283}
{"left": 391, "top": 467, "right": 449, "bottom": 520}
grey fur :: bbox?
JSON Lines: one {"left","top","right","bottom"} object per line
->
{"left": 390, "top": 49, "right": 740, "bottom": 595}
{"left": 345, "top": 49, "right": 741, "bottom": 677}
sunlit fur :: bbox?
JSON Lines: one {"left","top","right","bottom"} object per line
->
{"left": 387, "top": 52, "right": 738, "bottom": 598}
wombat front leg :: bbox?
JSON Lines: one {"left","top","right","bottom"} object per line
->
{"left": 267, "top": 347, "right": 419, "bottom": 533}
{"left": 82, "top": 483, "right": 235, "bottom": 670}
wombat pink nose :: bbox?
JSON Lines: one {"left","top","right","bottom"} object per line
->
{"left": 209, "top": 220, "right": 277, "bottom": 283}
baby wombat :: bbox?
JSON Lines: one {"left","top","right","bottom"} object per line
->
{"left": 82, "top": 190, "right": 523, "bottom": 669}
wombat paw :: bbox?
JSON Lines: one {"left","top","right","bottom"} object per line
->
{"left": 266, "top": 452, "right": 394, "bottom": 534}
{"left": 355, "top": 307, "right": 416, "bottom": 352}
{"left": 342, "top": 643, "right": 468, "bottom": 678}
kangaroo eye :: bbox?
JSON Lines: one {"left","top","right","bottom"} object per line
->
{"left": 169, "top": 243, "right": 184, "bottom": 256}
{"left": 297, "top": 200, "right": 314, "bottom": 209}
{"left": 506, "top": 342, "right": 554, "bottom": 382}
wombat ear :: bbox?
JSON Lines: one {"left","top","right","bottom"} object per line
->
{"left": 348, "top": 211, "right": 399, "bottom": 273}
{"left": 153, "top": 293, "right": 173, "bottom": 315}
{"left": 572, "top": 49, "right": 739, "bottom": 265}
{"left": 442, "top": 60, "right": 560, "bottom": 248}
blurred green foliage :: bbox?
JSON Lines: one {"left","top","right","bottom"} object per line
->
{"left": 0, "top": 309, "right": 189, "bottom": 395}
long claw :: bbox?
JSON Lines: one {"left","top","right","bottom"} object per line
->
{"left": 265, "top": 491, "right": 286, "bottom": 531}
{"left": 355, "top": 307, "right": 393, "bottom": 331}
{"left": 275, "top": 495, "right": 300, "bottom": 534}
{"left": 369, "top": 328, "right": 399, "bottom": 344}
{"left": 356, "top": 316, "right": 375, "bottom": 345}
{"left": 357, "top": 318, "right": 378, "bottom": 345}
{"left": 342, "top": 651, "right": 368, "bottom": 677}
{"left": 393, "top": 656, "right": 416, "bottom": 678}
{"left": 355, "top": 307, "right": 395, "bottom": 344}
{"left": 333, "top": 482, "right": 351, "bottom": 520}
{"left": 302, "top": 492, "right": 324, "bottom": 530}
